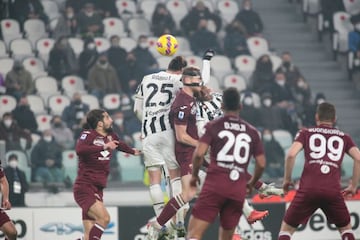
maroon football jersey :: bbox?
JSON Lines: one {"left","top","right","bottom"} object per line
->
{"left": 170, "top": 89, "right": 198, "bottom": 153}
{"left": 0, "top": 164, "right": 4, "bottom": 179}
{"left": 295, "top": 124, "right": 356, "bottom": 192}
{"left": 200, "top": 115, "right": 264, "bottom": 200}
{"left": 75, "top": 129, "right": 134, "bottom": 188}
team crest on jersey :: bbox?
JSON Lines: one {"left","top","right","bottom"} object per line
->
{"left": 107, "top": 135, "right": 113, "bottom": 141}
{"left": 93, "top": 137, "right": 105, "bottom": 146}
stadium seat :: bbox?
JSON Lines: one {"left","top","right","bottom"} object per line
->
{"left": 93, "top": 37, "right": 110, "bottom": 53}
{"left": 292, "top": 149, "right": 305, "bottom": 180}
{"left": 61, "top": 75, "right": 86, "bottom": 97}
{"left": 119, "top": 37, "right": 137, "bottom": 52}
{"left": 132, "top": 131, "right": 143, "bottom": 149}
{"left": 0, "top": 40, "right": 8, "bottom": 58}
{"left": 302, "top": 0, "right": 321, "bottom": 21}
{"left": 234, "top": 55, "right": 256, "bottom": 83}
{"left": 0, "top": 19, "right": 22, "bottom": 47}
{"left": 5, "top": 150, "right": 31, "bottom": 183}
{"left": 166, "top": 0, "right": 188, "bottom": 29}
{"left": 36, "top": 38, "right": 55, "bottom": 64}
{"left": 175, "top": 36, "right": 193, "bottom": 56}
{"left": 41, "top": 0, "right": 60, "bottom": 21}
{"left": 103, "top": 17, "right": 128, "bottom": 38}
{"left": 23, "top": 19, "right": 48, "bottom": 48}
{"left": 127, "top": 17, "right": 151, "bottom": 40}
{"left": 26, "top": 94, "right": 47, "bottom": 115}
{"left": 147, "top": 36, "right": 163, "bottom": 58}
{"left": 216, "top": 0, "right": 239, "bottom": 24}
{"left": 48, "top": 94, "right": 71, "bottom": 115}
{"left": 222, "top": 74, "right": 247, "bottom": 92}
{"left": 22, "top": 57, "right": 47, "bottom": 79}
{"left": 115, "top": 0, "right": 137, "bottom": 16}
{"left": 272, "top": 129, "right": 293, "bottom": 149}
{"left": 68, "top": 38, "right": 84, "bottom": 58}
{"left": 0, "top": 58, "right": 14, "bottom": 77}
{"left": 36, "top": 114, "right": 52, "bottom": 132}
{"left": 62, "top": 150, "right": 78, "bottom": 183}
{"left": 210, "top": 55, "right": 234, "bottom": 80}
{"left": 9, "top": 38, "right": 34, "bottom": 61}
{"left": 34, "top": 76, "right": 60, "bottom": 103}
{"left": 0, "top": 95, "right": 17, "bottom": 117}
{"left": 185, "top": 55, "right": 202, "bottom": 67}
{"left": 139, "top": 0, "right": 158, "bottom": 22}
{"left": 240, "top": 91, "right": 261, "bottom": 108}
{"left": 102, "top": 93, "right": 121, "bottom": 111}
{"left": 117, "top": 152, "right": 144, "bottom": 182}
{"left": 156, "top": 56, "right": 172, "bottom": 70}
{"left": 343, "top": 0, "right": 360, "bottom": 15}
{"left": 206, "top": 75, "right": 221, "bottom": 92}
{"left": 247, "top": 37, "right": 270, "bottom": 59}
{"left": 332, "top": 11, "right": 353, "bottom": 60}
{"left": 342, "top": 154, "right": 354, "bottom": 179}
{"left": 270, "top": 54, "right": 282, "bottom": 73}
{"left": 191, "top": 0, "right": 214, "bottom": 12}
{"left": 81, "top": 94, "right": 100, "bottom": 110}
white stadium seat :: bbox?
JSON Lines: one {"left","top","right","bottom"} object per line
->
{"left": 0, "top": 58, "right": 14, "bottom": 77}
{"left": 127, "top": 17, "right": 151, "bottom": 40}
{"left": 247, "top": 37, "right": 270, "bottom": 59}
{"left": 61, "top": 75, "right": 86, "bottom": 97}
{"left": 23, "top": 19, "right": 48, "bottom": 48}
{"left": 166, "top": 0, "right": 188, "bottom": 29}
{"left": 0, "top": 40, "right": 9, "bottom": 58}
{"left": 62, "top": 150, "right": 78, "bottom": 183}
{"left": 94, "top": 37, "right": 111, "bottom": 53}
{"left": 210, "top": 55, "right": 234, "bottom": 80}
{"left": 103, "top": 17, "right": 127, "bottom": 38}
{"left": 332, "top": 11, "right": 353, "bottom": 59}
{"left": 234, "top": 55, "right": 256, "bottom": 83}
{"left": 81, "top": 94, "right": 100, "bottom": 110}
{"left": 222, "top": 74, "right": 247, "bottom": 92}
{"left": 41, "top": 0, "right": 60, "bottom": 20}
{"left": 22, "top": 57, "right": 47, "bottom": 79}
{"left": 0, "top": 19, "right": 22, "bottom": 47}
{"left": 217, "top": 0, "right": 239, "bottom": 24}
{"left": 139, "top": 0, "right": 158, "bottom": 22}
{"left": 68, "top": 38, "right": 84, "bottom": 58}
{"left": 34, "top": 76, "right": 60, "bottom": 103}
{"left": 116, "top": 0, "right": 137, "bottom": 15}
{"left": 0, "top": 95, "right": 17, "bottom": 117}
{"left": 48, "top": 94, "right": 71, "bottom": 115}
{"left": 103, "top": 93, "right": 121, "bottom": 111}
{"left": 26, "top": 95, "right": 47, "bottom": 115}
{"left": 36, "top": 38, "right": 55, "bottom": 64}
{"left": 36, "top": 114, "right": 52, "bottom": 132}
{"left": 119, "top": 37, "right": 137, "bottom": 52}
{"left": 10, "top": 38, "right": 34, "bottom": 61}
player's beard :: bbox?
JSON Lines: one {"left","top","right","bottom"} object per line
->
{"left": 104, "top": 125, "right": 113, "bottom": 134}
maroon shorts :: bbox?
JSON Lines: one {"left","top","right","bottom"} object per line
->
{"left": 191, "top": 189, "right": 244, "bottom": 229}
{"left": 284, "top": 189, "right": 350, "bottom": 228}
{"left": 73, "top": 183, "right": 104, "bottom": 220}
{"left": 0, "top": 209, "right": 11, "bottom": 227}
{"left": 176, "top": 151, "right": 193, "bottom": 177}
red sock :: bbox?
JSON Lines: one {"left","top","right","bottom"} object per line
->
{"left": 254, "top": 180, "right": 263, "bottom": 190}
{"left": 278, "top": 232, "right": 291, "bottom": 240}
{"left": 157, "top": 194, "right": 185, "bottom": 226}
{"left": 342, "top": 230, "right": 355, "bottom": 240}
{"left": 89, "top": 223, "right": 104, "bottom": 240}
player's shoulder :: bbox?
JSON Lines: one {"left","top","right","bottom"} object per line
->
{"left": 78, "top": 129, "right": 96, "bottom": 141}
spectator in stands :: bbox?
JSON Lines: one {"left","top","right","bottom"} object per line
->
{"left": 50, "top": 115, "right": 74, "bottom": 150}
{"left": 122, "top": 52, "right": 142, "bottom": 94}
{"left": 92, "top": 0, "right": 118, "bottom": 18}
{"left": 48, "top": 36, "right": 78, "bottom": 82}
{"left": 320, "top": 0, "right": 345, "bottom": 33}
{"left": 78, "top": 38, "right": 99, "bottom": 80}
{"left": 277, "top": 51, "right": 302, "bottom": 87}
{"left": 88, "top": 53, "right": 121, "bottom": 99}
{"left": 65, "top": 0, "right": 88, "bottom": 13}
{"left": 262, "top": 129, "right": 285, "bottom": 179}
{"left": 53, "top": 6, "right": 78, "bottom": 39}
{"left": 189, "top": 18, "right": 222, "bottom": 56}
{"left": 268, "top": 71, "right": 295, "bottom": 108}
{"left": 239, "top": 92, "right": 262, "bottom": 128}
{"left": 292, "top": 75, "right": 312, "bottom": 113}
{"left": 5, "top": 61, "right": 34, "bottom": 101}
{"left": 234, "top": 0, "right": 263, "bottom": 36}
{"left": 151, "top": 3, "right": 176, "bottom": 37}
{"left": 12, "top": 96, "right": 38, "bottom": 134}
{"left": 258, "top": 93, "right": 292, "bottom": 131}
{"left": 131, "top": 35, "right": 159, "bottom": 79}
{"left": 180, "top": 0, "right": 222, "bottom": 36}
{"left": 0, "top": 73, "right": 5, "bottom": 94}
{"left": 76, "top": 2, "right": 104, "bottom": 38}
{"left": 62, "top": 92, "right": 90, "bottom": 136}
{"left": 107, "top": 35, "right": 129, "bottom": 92}
{"left": 302, "top": 92, "right": 326, "bottom": 127}
{"left": 223, "top": 20, "right": 249, "bottom": 59}
{"left": 9, "top": 0, "right": 49, "bottom": 28}
{"left": 30, "top": 129, "right": 64, "bottom": 183}
{"left": 251, "top": 54, "right": 274, "bottom": 94}
{"left": 4, "top": 153, "right": 29, "bottom": 207}
{"left": 0, "top": 112, "right": 32, "bottom": 151}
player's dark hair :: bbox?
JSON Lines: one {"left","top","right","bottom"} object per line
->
{"left": 168, "top": 56, "right": 187, "bottom": 71}
{"left": 317, "top": 102, "right": 335, "bottom": 122}
{"left": 222, "top": 87, "right": 240, "bottom": 111}
{"left": 84, "top": 109, "right": 106, "bottom": 130}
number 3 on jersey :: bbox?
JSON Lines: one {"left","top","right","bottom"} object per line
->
{"left": 217, "top": 130, "right": 251, "bottom": 164}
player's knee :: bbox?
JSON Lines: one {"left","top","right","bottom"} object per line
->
{"left": 6, "top": 227, "right": 18, "bottom": 240}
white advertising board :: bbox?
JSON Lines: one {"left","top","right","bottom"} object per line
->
{"left": 1, "top": 207, "right": 118, "bottom": 240}
{"left": 291, "top": 201, "right": 360, "bottom": 240}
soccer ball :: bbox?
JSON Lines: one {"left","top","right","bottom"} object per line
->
{"left": 156, "top": 34, "right": 178, "bottom": 56}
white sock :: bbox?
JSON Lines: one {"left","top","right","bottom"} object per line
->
{"left": 149, "top": 184, "right": 164, "bottom": 217}
{"left": 171, "top": 177, "right": 181, "bottom": 197}
{"left": 242, "top": 199, "right": 254, "bottom": 218}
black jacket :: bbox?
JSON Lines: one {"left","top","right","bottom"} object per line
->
{"left": 4, "top": 167, "right": 29, "bottom": 207}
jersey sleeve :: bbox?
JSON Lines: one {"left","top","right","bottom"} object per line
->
{"left": 173, "top": 105, "right": 191, "bottom": 126}
{"left": 199, "top": 122, "right": 213, "bottom": 145}
{"left": 344, "top": 134, "right": 357, "bottom": 153}
{"left": 112, "top": 133, "right": 136, "bottom": 154}
{"left": 294, "top": 128, "right": 306, "bottom": 145}
{"left": 251, "top": 129, "right": 265, "bottom": 157}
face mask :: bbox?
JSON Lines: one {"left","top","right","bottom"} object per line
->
{"left": 54, "top": 122, "right": 62, "bottom": 128}
{"left": 67, "top": 13, "right": 74, "bottom": 18}
{"left": 243, "top": 97, "right": 253, "bottom": 106}
{"left": 114, "top": 119, "right": 123, "bottom": 126}
{"left": 3, "top": 119, "right": 12, "bottom": 128}
{"left": 87, "top": 43, "right": 96, "bottom": 50}
{"left": 283, "top": 62, "right": 291, "bottom": 68}
{"left": 85, "top": 11, "right": 94, "bottom": 17}
{"left": 297, "top": 80, "right": 306, "bottom": 88}
{"left": 263, "top": 134, "right": 272, "bottom": 141}
{"left": 99, "top": 59, "right": 107, "bottom": 65}
{"left": 8, "top": 160, "right": 18, "bottom": 169}
{"left": 74, "top": 99, "right": 82, "bottom": 105}
{"left": 122, "top": 97, "right": 130, "bottom": 105}
{"left": 263, "top": 99, "right": 272, "bottom": 107}
{"left": 317, "top": 98, "right": 325, "bottom": 105}
{"left": 139, "top": 42, "right": 148, "bottom": 49}
{"left": 44, "top": 136, "right": 52, "bottom": 142}
{"left": 276, "top": 79, "right": 286, "bottom": 86}
{"left": 244, "top": 6, "right": 251, "bottom": 10}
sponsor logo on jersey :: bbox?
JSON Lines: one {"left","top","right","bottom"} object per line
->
{"left": 80, "top": 134, "right": 87, "bottom": 140}
{"left": 99, "top": 150, "right": 110, "bottom": 161}
{"left": 178, "top": 111, "right": 184, "bottom": 119}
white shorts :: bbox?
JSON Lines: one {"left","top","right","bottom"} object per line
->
{"left": 142, "top": 130, "right": 179, "bottom": 170}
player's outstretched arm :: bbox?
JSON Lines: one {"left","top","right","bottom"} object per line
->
{"left": 0, "top": 175, "right": 11, "bottom": 210}
{"left": 283, "top": 141, "right": 302, "bottom": 194}
{"left": 201, "top": 49, "right": 215, "bottom": 85}
{"left": 247, "top": 154, "right": 265, "bottom": 194}
{"left": 133, "top": 96, "right": 143, "bottom": 121}
{"left": 343, "top": 147, "right": 360, "bottom": 197}
{"left": 191, "top": 142, "right": 209, "bottom": 187}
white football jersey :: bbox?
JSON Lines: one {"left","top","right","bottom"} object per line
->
{"left": 136, "top": 71, "right": 182, "bottom": 137}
